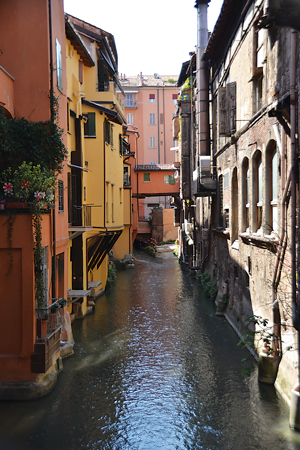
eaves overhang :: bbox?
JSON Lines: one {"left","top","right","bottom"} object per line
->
{"left": 203, "top": 0, "right": 248, "bottom": 62}
{"left": 65, "top": 16, "right": 95, "bottom": 67}
{"left": 82, "top": 98, "right": 119, "bottom": 122}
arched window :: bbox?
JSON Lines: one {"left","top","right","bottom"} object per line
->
{"left": 265, "top": 142, "right": 278, "bottom": 233}
{"left": 252, "top": 150, "right": 263, "bottom": 232}
{"left": 231, "top": 167, "right": 238, "bottom": 241}
{"left": 242, "top": 158, "right": 250, "bottom": 232}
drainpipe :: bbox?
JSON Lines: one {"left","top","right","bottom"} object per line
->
{"left": 157, "top": 88, "right": 160, "bottom": 164}
{"left": 290, "top": 30, "right": 297, "bottom": 332}
{"left": 48, "top": 0, "right": 56, "bottom": 302}
{"left": 195, "top": 0, "right": 210, "bottom": 158}
{"left": 194, "top": 0, "right": 210, "bottom": 272}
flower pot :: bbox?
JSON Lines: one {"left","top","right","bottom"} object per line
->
{"left": 258, "top": 351, "right": 281, "bottom": 385}
{"left": 6, "top": 201, "right": 28, "bottom": 209}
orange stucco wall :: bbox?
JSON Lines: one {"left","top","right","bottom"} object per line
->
{"left": 0, "top": 67, "right": 14, "bottom": 117}
{"left": 0, "top": 214, "right": 36, "bottom": 381}
{"left": 0, "top": 0, "right": 68, "bottom": 383}
{"left": 137, "top": 170, "right": 180, "bottom": 196}
{"left": 125, "top": 87, "right": 177, "bottom": 166}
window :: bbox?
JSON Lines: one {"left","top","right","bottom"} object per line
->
{"left": 150, "top": 137, "right": 156, "bottom": 148}
{"left": 84, "top": 112, "right": 96, "bottom": 137}
{"left": 231, "top": 167, "right": 238, "bottom": 241}
{"left": 252, "top": 23, "right": 264, "bottom": 114}
{"left": 164, "top": 175, "right": 175, "bottom": 184}
{"left": 253, "top": 151, "right": 263, "bottom": 232}
{"left": 119, "top": 134, "right": 123, "bottom": 156}
{"left": 58, "top": 180, "right": 64, "bottom": 212}
{"left": 149, "top": 94, "right": 155, "bottom": 102}
{"left": 254, "top": 77, "right": 263, "bottom": 113}
{"left": 79, "top": 60, "right": 83, "bottom": 84}
{"left": 56, "top": 39, "right": 63, "bottom": 92}
{"left": 256, "top": 28, "right": 264, "bottom": 69}
{"left": 172, "top": 94, "right": 178, "bottom": 103}
{"left": 271, "top": 150, "right": 278, "bottom": 232}
{"left": 127, "top": 113, "right": 133, "bottom": 125}
{"left": 266, "top": 143, "right": 278, "bottom": 233}
{"left": 126, "top": 94, "right": 134, "bottom": 107}
{"left": 124, "top": 166, "right": 130, "bottom": 186}
{"left": 97, "top": 59, "right": 109, "bottom": 92}
{"left": 144, "top": 173, "right": 150, "bottom": 182}
{"left": 150, "top": 113, "right": 155, "bottom": 125}
{"left": 242, "top": 158, "right": 250, "bottom": 231}
{"left": 105, "top": 121, "right": 113, "bottom": 147}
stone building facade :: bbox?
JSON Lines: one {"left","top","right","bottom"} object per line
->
{"left": 178, "top": 0, "right": 300, "bottom": 410}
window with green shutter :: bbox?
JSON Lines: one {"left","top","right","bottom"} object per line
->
{"left": 119, "top": 134, "right": 123, "bottom": 156}
{"left": 84, "top": 113, "right": 96, "bottom": 137}
{"left": 144, "top": 173, "right": 150, "bottom": 182}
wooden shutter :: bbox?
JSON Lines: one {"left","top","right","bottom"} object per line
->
{"left": 218, "top": 87, "right": 227, "bottom": 136}
{"left": 226, "top": 82, "right": 236, "bottom": 134}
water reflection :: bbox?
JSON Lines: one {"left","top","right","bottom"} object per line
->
{"left": 0, "top": 251, "right": 300, "bottom": 449}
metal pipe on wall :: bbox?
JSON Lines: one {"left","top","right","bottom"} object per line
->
{"left": 195, "top": 0, "right": 210, "bottom": 158}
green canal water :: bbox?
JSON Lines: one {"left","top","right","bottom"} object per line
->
{"left": 0, "top": 251, "right": 300, "bottom": 449}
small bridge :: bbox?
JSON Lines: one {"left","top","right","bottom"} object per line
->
{"left": 133, "top": 164, "right": 180, "bottom": 198}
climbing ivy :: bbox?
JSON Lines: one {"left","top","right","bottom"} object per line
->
{"left": 0, "top": 101, "right": 66, "bottom": 174}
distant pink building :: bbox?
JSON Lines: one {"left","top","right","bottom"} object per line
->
{"left": 120, "top": 73, "right": 179, "bottom": 218}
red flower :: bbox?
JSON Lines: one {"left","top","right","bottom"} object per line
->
{"left": 22, "top": 180, "right": 29, "bottom": 189}
{"left": 3, "top": 182, "right": 13, "bottom": 195}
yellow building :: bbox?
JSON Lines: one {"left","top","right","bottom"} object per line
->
{"left": 65, "top": 15, "right": 128, "bottom": 318}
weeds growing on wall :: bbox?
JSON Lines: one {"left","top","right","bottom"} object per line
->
{"left": 200, "top": 272, "right": 218, "bottom": 300}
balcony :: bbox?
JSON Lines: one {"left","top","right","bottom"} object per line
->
{"left": 69, "top": 204, "right": 91, "bottom": 227}
{"left": 126, "top": 100, "right": 137, "bottom": 108}
{"left": 124, "top": 174, "right": 131, "bottom": 187}
{"left": 31, "top": 327, "right": 61, "bottom": 373}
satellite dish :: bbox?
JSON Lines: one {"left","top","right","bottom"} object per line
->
{"left": 174, "top": 170, "right": 179, "bottom": 179}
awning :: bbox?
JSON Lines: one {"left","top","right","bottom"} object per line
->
{"left": 87, "top": 230, "right": 122, "bottom": 271}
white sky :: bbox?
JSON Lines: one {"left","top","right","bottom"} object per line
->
{"left": 63, "top": 0, "right": 223, "bottom": 77}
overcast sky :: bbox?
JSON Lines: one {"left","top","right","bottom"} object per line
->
{"left": 63, "top": 0, "right": 223, "bottom": 76}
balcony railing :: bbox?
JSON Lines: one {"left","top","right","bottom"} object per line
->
{"left": 69, "top": 204, "right": 91, "bottom": 227}
{"left": 126, "top": 100, "right": 137, "bottom": 108}
{"left": 124, "top": 174, "right": 131, "bottom": 187}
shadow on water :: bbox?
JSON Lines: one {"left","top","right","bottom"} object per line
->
{"left": 0, "top": 250, "right": 300, "bottom": 449}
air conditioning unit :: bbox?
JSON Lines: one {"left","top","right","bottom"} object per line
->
{"left": 193, "top": 156, "right": 217, "bottom": 195}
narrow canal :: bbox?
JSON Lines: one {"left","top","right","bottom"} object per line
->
{"left": 1, "top": 251, "right": 300, "bottom": 450}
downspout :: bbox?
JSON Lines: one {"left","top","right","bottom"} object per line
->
{"left": 271, "top": 126, "right": 289, "bottom": 354}
{"left": 48, "top": 0, "right": 56, "bottom": 302}
{"left": 195, "top": 0, "right": 210, "bottom": 158}
{"left": 104, "top": 121, "right": 106, "bottom": 228}
{"left": 290, "top": 30, "right": 298, "bottom": 332}
{"left": 163, "top": 85, "right": 166, "bottom": 164}
{"left": 157, "top": 88, "right": 160, "bottom": 164}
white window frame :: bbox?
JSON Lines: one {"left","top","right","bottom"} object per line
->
{"left": 56, "top": 39, "right": 63, "bottom": 92}
{"left": 150, "top": 113, "right": 155, "bottom": 125}
{"left": 127, "top": 113, "right": 133, "bottom": 125}
{"left": 150, "top": 136, "right": 156, "bottom": 148}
